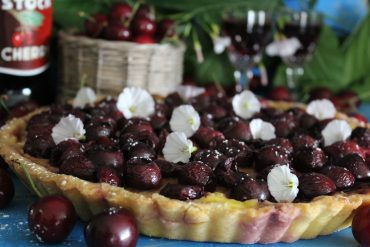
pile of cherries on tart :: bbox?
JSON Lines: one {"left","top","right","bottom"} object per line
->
{"left": 23, "top": 86, "right": 370, "bottom": 203}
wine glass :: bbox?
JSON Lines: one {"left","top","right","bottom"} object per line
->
{"left": 278, "top": 10, "right": 323, "bottom": 96}
{"left": 223, "top": 10, "right": 273, "bottom": 92}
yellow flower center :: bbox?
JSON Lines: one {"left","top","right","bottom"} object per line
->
{"left": 188, "top": 117, "right": 195, "bottom": 125}
{"left": 288, "top": 180, "right": 294, "bottom": 188}
{"left": 243, "top": 102, "right": 250, "bottom": 109}
{"left": 129, "top": 106, "right": 137, "bottom": 113}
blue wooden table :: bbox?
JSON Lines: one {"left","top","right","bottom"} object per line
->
{"left": 1, "top": 105, "right": 369, "bottom": 247}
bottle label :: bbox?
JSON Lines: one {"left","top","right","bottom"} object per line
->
{"left": 0, "top": 0, "right": 53, "bottom": 76}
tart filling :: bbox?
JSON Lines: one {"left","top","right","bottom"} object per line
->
{"left": 0, "top": 86, "right": 370, "bottom": 244}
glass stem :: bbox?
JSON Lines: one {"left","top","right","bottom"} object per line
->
{"left": 286, "top": 66, "right": 304, "bottom": 98}
{"left": 234, "top": 69, "right": 253, "bottom": 92}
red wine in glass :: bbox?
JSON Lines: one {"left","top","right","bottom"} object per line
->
{"left": 282, "top": 23, "right": 322, "bottom": 57}
{"left": 223, "top": 10, "right": 273, "bottom": 91}
{"left": 224, "top": 20, "right": 273, "bottom": 56}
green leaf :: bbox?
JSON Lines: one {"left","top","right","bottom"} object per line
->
{"left": 187, "top": 52, "right": 234, "bottom": 86}
{"left": 342, "top": 12, "right": 370, "bottom": 83}
{"left": 53, "top": 0, "right": 103, "bottom": 30}
{"left": 351, "top": 75, "right": 370, "bottom": 102}
{"left": 12, "top": 10, "right": 44, "bottom": 28}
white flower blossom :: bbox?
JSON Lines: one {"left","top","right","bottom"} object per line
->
{"left": 73, "top": 87, "right": 97, "bottom": 108}
{"left": 169, "top": 105, "right": 200, "bottom": 137}
{"left": 306, "top": 99, "right": 336, "bottom": 120}
{"left": 322, "top": 119, "right": 352, "bottom": 146}
{"left": 250, "top": 118, "right": 276, "bottom": 141}
{"left": 267, "top": 165, "right": 299, "bottom": 203}
{"left": 176, "top": 85, "right": 205, "bottom": 101}
{"left": 52, "top": 114, "right": 86, "bottom": 145}
{"left": 213, "top": 36, "right": 231, "bottom": 54}
{"left": 162, "top": 132, "right": 195, "bottom": 163}
{"left": 266, "top": 37, "right": 302, "bottom": 57}
{"left": 232, "top": 90, "right": 261, "bottom": 119}
{"left": 116, "top": 87, "right": 155, "bottom": 119}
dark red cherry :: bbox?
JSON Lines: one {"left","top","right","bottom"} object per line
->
{"left": 134, "top": 4, "right": 152, "bottom": 20}
{"left": 24, "top": 134, "right": 55, "bottom": 158}
{"left": 324, "top": 141, "right": 366, "bottom": 163}
{"left": 223, "top": 121, "right": 252, "bottom": 142}
{"left": 352, "top": 205, "right": 370, "bottom": 247}
{"left": 104, "top": 24, "right": 131, "bottom": 41}
{"left": 299, "top": 172, "right": 336, "bottom": 198}
{"left": 192, "top": 127, "right": 224, "bottom": 148}
{"left": 351, "top": 127, "right": 370, "bottom": 148}
{"left": 255, "top": 145, "right": 291, "bottom": 171}
{"left": 309, "top": 87, "right": 333, "bottom": 101}
{"left": 271, "top": 113, "right": 298, "bottom": 138}
{"left": 126, "top": 142, "right": 157, "bottom": 160}
{"left": 178, "top": 161, "right": 213, "bottom": 186}
{"left": 192, "top": 149, "right": 226, "bottom": 170}
{"left": 133, "top": 34, "right": 155, "bottom": 44}
{"left": 293, "top": 147, "right": 327, "bottom": 172}
{"left": 160, "top": 183, "right": 204, "bottom": 200}
{"left": 268, "top": 86, "right": 292, "bottom": 102}
{"left": 155, "top": 159, "right": 178, "bottom": 177}
{"left": 0, "top": 169, "right": 14, "bottom": 208}
{"left": 156, "top": 19, "right": 175, "bottom": 40}
{"left": 133, "top": 17, "right": 156, "bottom": 36}
{"left": 215, "top": 139, "right": 250, "bottom": 159}
{"left": 299, "top": 113, "right": 318, "bottom": 130}
{"left": 124, "top": 158, "right": 161, "bottom": 190}
{"left": 337, "top": 154, "right": 370, "bottom": 181}
{"left": 85, "top": 13, "right": 108, "bottom": 38}
{"left": 50, "top": 140, "right": 84, "bottom": 166}
{"left": 264, "top": 138, "right": 294, "bottom": 154}
{"left": 336, "top": 89, "right": 360, "bottom": 112}
{"left": 86, "top": 148, "right": 124, "bottom": 170}
{"left": 28, "top": 195, "right": 77, "bottom": 244}
{"left": 97, "top": 166, "right": 121, "bottom": 186}
{"left": 214, "top": 158, "right": 241, "bottom": 188}
{"left": 291, "top": 134, "right": 318, "bottom": 150}
{"left": 119, "top": 118, "right": 153, "bottom": 134}
{"left": 110, "top": 3, "right": 132, "bottom": 23}
{"left": 231, "top": 177, "right": 270, "bottom": 201}
{"left": 85, "top": 208, "right": 138, "bottom": 247}
{"left": 164, "top": 92, "right": 183, "bottom": 107}
{"left": 320, "top": 166, "right": 355, "bottom": 189}
{"left": 59, "top": 155, "right": 96, "bottom": 181}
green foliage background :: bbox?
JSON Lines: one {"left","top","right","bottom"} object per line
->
{"left": 53, "top": 0, "right": 370, "bottom": 101}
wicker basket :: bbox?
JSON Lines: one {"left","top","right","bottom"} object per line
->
{"left": 58, "top": 31, "right": 185, "bottom": 99}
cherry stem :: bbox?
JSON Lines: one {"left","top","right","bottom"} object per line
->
{"left": 15, "top": 160, "right": 43, "bottom": 198}
{"left": 0, "top": 95, "right": 11, "bottom": 115}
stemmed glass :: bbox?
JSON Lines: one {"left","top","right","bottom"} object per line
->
{"left": 278, "top": 10, "right": 323, "bottom": 95}
{"left": 223, "top": 10, "right": 273, "bottom": 92}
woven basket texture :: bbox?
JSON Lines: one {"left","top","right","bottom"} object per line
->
{"left": 58, "top": 31, "right": 185, "bottom": 98}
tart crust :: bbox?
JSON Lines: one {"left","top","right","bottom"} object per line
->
{"left": 0, "top": 102, "right": 369, "bottom": 244}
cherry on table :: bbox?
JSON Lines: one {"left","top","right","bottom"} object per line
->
{"left": 352, "top": 204, "right": 370, "bottom": 246}
{"left": 84, "top": 208, "right": 138, "bottom": 247}
{"left": 267, "top": 86, "right": 292, "bottom": 102}
{"left": 110, "top": 3, "right": 132, "bottom": 24}
{"left": 85, "top": 13, "right": 108, "bottom": 38}
{"left": 28, "top": 195, "right": 77, "bottom": 244}
{"left": 105, "top": 24, "right": 131, "bottom": 41}
{"left": 132, "top": 17, "right": 157, "bottom": 36}
{"left": 0, "top": 169, "right": 14, "bottom": 209}
{"left": 133, "top": 35, "right": 155, "bottom": 44}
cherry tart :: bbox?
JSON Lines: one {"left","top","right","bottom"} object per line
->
{"left": 1, "top": 87, "right": 370, "bottom": 244}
